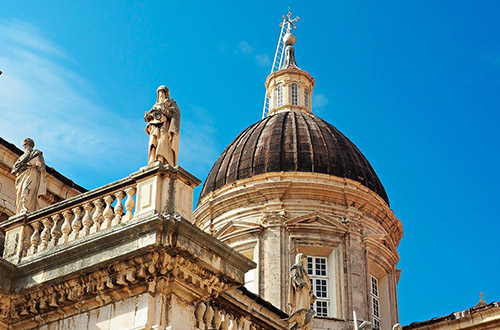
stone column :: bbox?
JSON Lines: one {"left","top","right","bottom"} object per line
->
{"left": 345, "top": 222, "right": 369, "bottom": 322}
{"left": 260, "top": 210, "right": 287, "bottom": 310}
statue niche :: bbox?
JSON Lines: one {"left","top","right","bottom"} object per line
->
{"left": 11, "top": 138, "right": 47, "bottom": 214}
{"left": 144, "top": 85, "right": 180, "bottom": 166}
{"left": 288, "top": 253, "right": 316, "bottom": 330}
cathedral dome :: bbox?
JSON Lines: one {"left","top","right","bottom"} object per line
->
{"left": 199, "top": 111, "right": 389, "bottom": 205}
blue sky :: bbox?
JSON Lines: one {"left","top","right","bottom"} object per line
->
{"left": 1, "top": 1, "right": 499, "bottom": 326}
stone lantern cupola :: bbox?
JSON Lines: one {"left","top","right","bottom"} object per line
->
{"left": 265, "top": 21, "right": 315, "bottom": 116}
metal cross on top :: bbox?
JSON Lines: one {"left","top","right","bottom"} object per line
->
{"left": 281, "top": 7, "right": 300, "bottom": 31}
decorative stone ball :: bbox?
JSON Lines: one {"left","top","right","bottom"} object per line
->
{"left": 283, "top": 32, "right": 296, "bottom": 46}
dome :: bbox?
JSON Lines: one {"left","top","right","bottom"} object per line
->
{"left": 199, "top": 111, "right": 389, "bottom": 204}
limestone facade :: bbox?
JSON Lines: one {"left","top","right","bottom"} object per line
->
{"left": 0, "top": 163, "right": 288, "bottom": 330}
{"left": 194, "top": 172, "right": 403, "bottom": 330}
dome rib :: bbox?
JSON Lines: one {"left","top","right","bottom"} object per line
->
{"left": 198, "top": 112, "right": 389, "bottom": 205}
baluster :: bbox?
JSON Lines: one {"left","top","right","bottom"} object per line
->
{"left": 195, "top": 302, "right": 206, "bottom": 329}
{"left": 228, "top": 315, "right": 237, "bottom": 330}
{"left": 27, "top": 220, "right": 41, "bottom": 256}
{"left": 203, "top": 303, "right": 214, "bottom": 329}
{"left": 239, "top": 317, "right": 249, "bottom": 330}
{"left": 213, "top": 308, "right": 222, "bottom": 329}
{"left": 68, "top": 206, "right": 82, "bottom": 241}
{"left": 101, "top": 195, "right": 115, "bottom": 229}
{"left": 122, "top": 187, "right": 136, "bottom": 222}
{"left": 49, "top": 214, "right": 62, "bottom": 248}
{"left": 39, "top": 217, "right": 52, "bottom": 251}
{"left": 220, "top": 313, "right": 230, "bottom": 330}
{"left": 79, "top": 203, "right": 93, "bottom": 237}
{"left": 90, "top": 199, "right": 104, "bottom": 234}
{"left": 19, "top": 225, "right": 33, "bottom": 259}
{"left": 112, "top": 191, "right": 125, "bottom": 226}
{"left": 59, "top": 210, "right": 73, "bottom": 245}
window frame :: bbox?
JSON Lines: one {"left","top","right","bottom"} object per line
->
{"left": 370, "top": 275, "right": 381, "bottom": 329}
{"left": 276, "top": 84, "right": 283, "bottom": 108}
{"left": 291, "top": 82, "right": 299, "bottom": 106}
{"left": 307, "top": 256, "right": 329, "bottom": 317}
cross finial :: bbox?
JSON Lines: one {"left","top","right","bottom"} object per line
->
{"left": 281, "top": 7, "right": 300, "bottom": 31}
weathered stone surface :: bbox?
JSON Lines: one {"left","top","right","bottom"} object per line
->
{"left": 199, "top": 111, "right": 389, "bottom": 205}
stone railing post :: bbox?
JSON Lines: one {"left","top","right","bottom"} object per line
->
{"left": 123, "top": 187, "right": 136, "bottom": 222}
{"left": 59, "top": 210, "right": 73, "bottom": 245}
{"left": 90, "top": 199, "right": 103, "bottom": 234}
{"left": 101, "top": 195, "right": 115, "bottom": 230}
{"left": 80, "top": 203, "right": 93, "bottom": 237}
{"left": 112, "top": 191, "right": 125, "bottom": 226}
{"left": 68, "top": 206, "right": 82, "bottom": 241}
{"left": 49, "top": 214, "right": 62, "bottom": 249}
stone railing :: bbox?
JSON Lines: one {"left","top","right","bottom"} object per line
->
{"left": 195, "top": 300, "right": 266, "bottom": 330}
{"left": 23, "top": 184, "right": 136, "bottom": 259}
{"left": 1, "top": 162, "right": 200, "bottom": 264}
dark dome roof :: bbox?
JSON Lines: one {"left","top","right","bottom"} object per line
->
{"left": 199, "top": 111, "right": 389, "bottom": 204}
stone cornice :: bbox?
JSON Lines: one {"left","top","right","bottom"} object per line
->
{"left": 0, "top": 213, "right": 256, "bottom": 329}
{"left": 194, "top": 172, "right": 402, "bottom": 246}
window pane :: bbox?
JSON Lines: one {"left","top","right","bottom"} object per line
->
{"left": 291, "top": 83, "right": 298, "bottom": 105}
{"left": 307, "top": 257, "right": 313, "bottom": 275}
{"left": 276, "top": 85, "right": 283, "bottom": 107}
{"left": 316, "top": 301, "right": 328, "bottom": 317}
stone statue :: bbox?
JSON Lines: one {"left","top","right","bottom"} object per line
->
{"left": 11, "top": 138, "right": 47, "bottom": 214}
{"left": 144, "top": 85, "right": 180, "bottom": 166}
{"left": 288, "top": 253, "right": 316, "bottom": 330}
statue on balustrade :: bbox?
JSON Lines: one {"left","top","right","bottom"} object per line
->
{"left": 144, "top": 85, "right": 180, "bottom": 166}
{"left": 11, "top": 138, "right": 47, "bottom": 214}
{"left": 288, "top": 253, "right": 316, "bottom": 330}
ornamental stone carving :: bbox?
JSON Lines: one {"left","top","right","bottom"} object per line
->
{"left": 145, "top": 85, "right": 180, "bottom": 166}
{"left": 288, "top": 253, "right": 315, "bottom": 330}
{"left": 11, "top": 138, "right": 47, "bottom": 214}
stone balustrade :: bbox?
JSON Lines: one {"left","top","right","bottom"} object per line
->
{"left": 195, "top": 300, "right": 264, "bottom": 330}
{"left": 1, "top": 162, "right": 200, "bottom": 264}
{"left": 22, "top": 185, "right": 136, "bottom": 260}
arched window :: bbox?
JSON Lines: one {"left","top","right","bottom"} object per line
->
{"left": 304, "top": 88, "right": 309, "bottom": 108}
{"left": 276, "top": 84, "right": 283, "bottom": 108}
{"left": 291, "top": 82, "right": 299, "bottom": 105}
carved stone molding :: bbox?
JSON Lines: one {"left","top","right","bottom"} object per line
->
{"left": 2, "top": 249, "right": 233, "bottom": 328}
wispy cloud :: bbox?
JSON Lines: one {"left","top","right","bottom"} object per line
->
{"left": 255, "top": 53, "right": 271, "bottom": 67}
{"left": 0, "top": 20, "right": 219, "bottom": 191}
{"left": 0, "top": 21, "right": 143, "bottom": 184}
{"left": 312, "top": 93, "right": 329, "bottom": 113}
{"left": 238, "top": 41, "right": 254, "bottom": 54}
{"left": 237, "top": 40, "right": 271, "bottom": 68}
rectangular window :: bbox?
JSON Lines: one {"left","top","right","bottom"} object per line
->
{"left": 307, "top": 256, "right": 329, "bottom": 317}
{"left": 276, "top": 84, "right": 283, "bottom": 107}
{"left": 291, "top": 83, "right": 298, "bottom": 105}
{"left": 370, "top": 275, "right": 381, "bottom": 329}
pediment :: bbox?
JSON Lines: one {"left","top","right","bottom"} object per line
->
{"left": 284, "top": 211, "right": 348, "bottom": 234}
{"left": 214, "top": 220, "right": 261, "bottom": 239}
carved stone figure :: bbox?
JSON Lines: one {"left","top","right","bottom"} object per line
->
{"left": 288, "top": 253, "right": 316, "bottom": 330}
{"left": 144, "top": 85, "right": 180, "bottom": 166}
{"left": 11, "top": 138, "right": 47, "bottom": 214}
